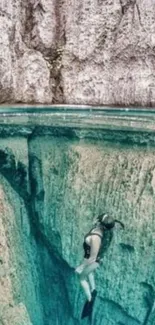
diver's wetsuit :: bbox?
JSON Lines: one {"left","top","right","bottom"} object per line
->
{"left": 83, "top": 229, "right": 103, "bottom": 263}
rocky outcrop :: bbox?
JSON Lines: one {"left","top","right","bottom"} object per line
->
{"left": 0, "top": 113, "right": 155, "bottom": 324}
{"left": 1, "top": 1, "right": 155, "bottom": 105}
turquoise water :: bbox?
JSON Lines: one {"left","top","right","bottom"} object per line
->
{"left": 0, "top": 106, "right": 154, "bottom": 325}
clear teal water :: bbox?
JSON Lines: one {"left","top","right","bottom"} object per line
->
{"left": 0, "top": 106, "right": 154, "bottom": 325}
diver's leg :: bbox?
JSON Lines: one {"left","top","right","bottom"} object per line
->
{"left": 75, "top": 262, "right": 92, "bottom": 301}
{"left": 81, "top": 261, "right": 99, "bottom": 278}
{"left": 79, "top": 276, "right": 92, "bottom": 302}
{"left": 88, "top": 272, "right": 96, "bottom": 292}
{"left": 80, "top": 267, "right": 98, "bottom": 319}
{"left": 79, "top": 262, "right": 99, "bottom": 301}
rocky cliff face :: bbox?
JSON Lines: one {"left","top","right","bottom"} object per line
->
{"left": 1, "top": 0, "right": 155, "bottom": 105}
{"left": 0, "top": 114, "right": 155, "bottom": 325}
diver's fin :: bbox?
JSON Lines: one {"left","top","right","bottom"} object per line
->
{"left": 81, "top": 290, "right": 97, "bottom": 319}
{"left": 81, "top": 300, "right": 91, "bottom": 319}
{"left": 91, "top": 289, "right": 97, "bottom": 301}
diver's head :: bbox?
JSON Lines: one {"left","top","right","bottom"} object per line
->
{"left": 97, "top": 213, "right": 124, "bottom": 230}
{"left": 98, "top": 213, "right": 115, "bottom": 229}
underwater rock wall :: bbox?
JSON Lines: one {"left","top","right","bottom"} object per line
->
{"left": 29, "top": 133, "right": 155, "bottom": 325}
{"left": 0, "top": 138, "right": 44, "bottom": 325}
{"left": 1, "top": 126, "right": 155, "bottom": 325}
{"left": 1, "top": 0, "right": 155, "bottom": 105}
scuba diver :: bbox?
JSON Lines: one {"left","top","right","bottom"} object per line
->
{"left": 75, "top": 213, "right": 124, "bottom": 319}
